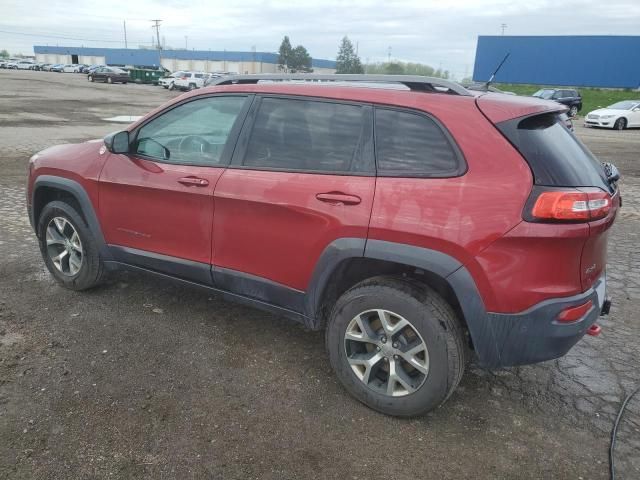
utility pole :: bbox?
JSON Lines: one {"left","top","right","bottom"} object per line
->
{"left": 151, "top": 19, "right": 162, "bottom": 50}
{"left": 123, "top": 20, "right": 128, "bottom": 49}
{"left": 501, "top": 23, "right": 507, "bottom": 35}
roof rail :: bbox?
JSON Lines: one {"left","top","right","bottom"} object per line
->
{"left": 207, "top": 74, "right": 471, "bottom": 96}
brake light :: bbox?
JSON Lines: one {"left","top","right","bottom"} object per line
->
{"left": 557, "top": 300, "right": 593, "bottom": 323}
{"left": 528, "top": 188, "right": 611, "bottom": 222}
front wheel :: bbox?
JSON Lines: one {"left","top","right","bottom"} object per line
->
{"left": 568, "top": 105, "right": 578, "bottom": 117}
{"left": 614, "top": 118, "right": 627, "bottom": 130}
{"left": 88, "top": 75, "right": 94, "bottom": 82}
{"left": 107, "top": 77, "right": 113, "bottom": 84}
{"left": 326, "top": 276, "right": 468, "bottom": 417}
{"left": 37, "top": 201, "right": 105, "bottom": 291}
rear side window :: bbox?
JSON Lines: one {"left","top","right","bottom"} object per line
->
{"left": 374, "top": 108, "right": 464, "bottom": 177}
{"left": 498, "top": 113, "right": 610, "bottom": 191}
{"left": 242, "top": 98, "right": 369, "bottom": 173}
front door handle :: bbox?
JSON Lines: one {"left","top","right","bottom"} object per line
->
{"left": 316, "top": 192, "right": 361, "bottom": 205}
{"left": 178, "top": 176, "right": 209, "bottom": 187}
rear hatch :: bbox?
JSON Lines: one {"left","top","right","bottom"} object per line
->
{"left": 476, "top": 93, "right": 620, "bottom": 292}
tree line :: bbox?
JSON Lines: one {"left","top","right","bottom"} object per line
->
{"left": 277, "top": 36, "right": 448, "bottom": 78}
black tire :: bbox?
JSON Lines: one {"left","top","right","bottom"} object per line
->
{"left": 168, "top": 82, "right": 175, "bottom": 91}
{"left": 88, "top": 75, "right": 94, "bottom": 82}
{"left": 37, "top": 201, "right": 105, "bottom": 291}
{"left": 326, "top": 276, "right": 468, "bottom": 417}
{"left": 107, "top": 77, "right": 113, "bottom": 84}
{"left": 122, "top": 81, "right": 127, "bottom": 84}
{"left": 614, "top": 118, "right": 626, "bottom": 130}
{"left": 568, "top": 105, "right": 578, "bottom": 117}
{"left": 188, "top": 83, "right": 196, "bottom": 91}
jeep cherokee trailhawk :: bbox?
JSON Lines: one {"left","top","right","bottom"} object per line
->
{"left": 27, "top": 74, "right": 618, "bottom": 416}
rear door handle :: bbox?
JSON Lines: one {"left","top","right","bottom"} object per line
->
{"left": 316, "top": 192, "right": 361, "bottom": 205}
{"left": 178, "top": 176, "right": 209, "bottom": 187}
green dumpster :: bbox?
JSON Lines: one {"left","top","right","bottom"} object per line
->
{"left": 127, "top": 68, "right": 166, "bottom": 85}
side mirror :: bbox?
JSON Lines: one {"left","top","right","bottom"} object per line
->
{"left": 633, "top": 107, "right": 640, "bottom": 112}
{"left": 104, "top": 131, "right": 130, "bottom": 154}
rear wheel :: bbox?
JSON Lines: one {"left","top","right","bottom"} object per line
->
{"left": 188, "top": 83, "right": 196, "bottom": 91}
{"left": 326, "top": 276, "right": 468, "bottom": 417}
{"left": 37, "top": 201, "right": 105, "bottom": 291}
{"left": 614, "top": 118, "right": 626, "bottom": 130}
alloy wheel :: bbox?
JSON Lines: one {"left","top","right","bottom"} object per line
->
{"left": 46, "top": 217, "right": 83, "bottom": 276}
{"left": 344, "top": 309, "right": 429, "bottom": 397}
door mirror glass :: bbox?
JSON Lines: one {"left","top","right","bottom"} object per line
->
{"left": 104, "top": 131, "right": 130, "bottom": 154}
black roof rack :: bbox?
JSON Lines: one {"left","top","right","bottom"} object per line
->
{"left": 207, "top": 74, "right": 471, "bottom": 96}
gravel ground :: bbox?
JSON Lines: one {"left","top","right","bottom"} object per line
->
{"left": 0, "top": 70, "right": 639, "bottom": 479}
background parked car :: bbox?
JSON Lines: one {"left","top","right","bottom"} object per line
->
{"left": 16, "top": 60, "right": 35, "bottom": 70}
{"left": 88, "top": 66, "right": 129, "bottom": 84}
{"left": 172, "top": 71, "right": 209, "bottom": 91}
{"left": 49, "top": 64, "right": 65, "bottom": 72}
{"left": 532, "top": 88, "right": 582, "bottom": 117}
{"left": 0, "top": 60, "right": 7, "bottom": 69}
{"left": 158, "top": 71, "right": 185, "bottom": 89}
{"left": 585, "top": 100, "right": 640, "bottom": 130}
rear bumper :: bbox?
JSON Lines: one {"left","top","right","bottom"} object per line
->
{"left": 479, "top": 275, "right": 608, "bottom": 367}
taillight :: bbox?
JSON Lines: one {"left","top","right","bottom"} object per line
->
{"left": 526, "top": 187, "right": 611, "bottom": 223}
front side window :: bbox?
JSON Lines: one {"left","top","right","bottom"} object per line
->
{"left": 374, "top": 108, "right": 463, "bottom": 177}
{"left": 242, "top": 98, "right": 367, "bottom": 173}
{"left": 134, "top": 96, "right": 247, "bottom": 165}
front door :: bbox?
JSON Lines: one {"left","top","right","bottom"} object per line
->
{"left": 212, "top": 96, "right": 375, "bottom": 304}
{"left": 99, "top": 94, "right": 251, "bottom": 282}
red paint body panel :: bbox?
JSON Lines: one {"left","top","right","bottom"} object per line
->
{"left": 581, "top": 191, "right": 620, "bottom": 289}
{"left": 28, "top": 141, "right": 108, "bottom": 214}
{"left": 368, "top": 93, "right": 535, "bottom": 312}
{"left": 98, "top": 153, "right": 223, "bottom": 263}
{"left": 475, "top": 92, "right": 567, "bottom": 123}
{"left": 213, "top": 169, "right": 375, "bottom": 290}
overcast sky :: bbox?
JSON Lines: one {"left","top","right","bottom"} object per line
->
{"left": 2, "top": 0, "right": 639, "bottom": 78}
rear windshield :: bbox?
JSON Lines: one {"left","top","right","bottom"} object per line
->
{"left": 498, "top": 113, "right": 610, "bottom": 191}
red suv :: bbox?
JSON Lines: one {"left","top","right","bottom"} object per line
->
{"left": 27, "top": 74, "right": 619, "bottom": 416}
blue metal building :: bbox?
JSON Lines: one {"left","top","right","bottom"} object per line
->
{"left": 473, "top": 36, "right": 640, "bottom": 89}
{"left": 33, "top": 46, "right": 336, "bottom": 71}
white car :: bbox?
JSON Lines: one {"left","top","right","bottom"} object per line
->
{"left": 16, "top": 60, "right": 35, "bottom": 70}
{"left": 172, "top": 71, "right": 210, "bottom": 91}
{"left": 585, "top": 100, "right": 640, "bottom": 130}
{"left": 158, "top": 71, "right": 185, "bottom": 89}
{"left": 62, "top": 64, "right": 80, "bottom": 73}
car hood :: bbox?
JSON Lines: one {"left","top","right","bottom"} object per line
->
{"left": 588, "top": 108, "right": 626, "bottom": 116}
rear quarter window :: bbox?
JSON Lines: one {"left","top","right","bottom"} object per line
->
{"left": 498, "top": 112, "right": 610, "bottom": 191}
{"left": 374, "top": 108, "right": 465, "bottom": 177}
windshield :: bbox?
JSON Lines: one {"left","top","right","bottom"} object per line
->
{"left": 532, "top": 89, "right": 555, "bottom": 100}
{"left": 607, "top": 101, "right": 640, "bottom": 110}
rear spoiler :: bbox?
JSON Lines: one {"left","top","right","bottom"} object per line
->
{"left": 476, "top": 93, "right": 567, "bottom": 124}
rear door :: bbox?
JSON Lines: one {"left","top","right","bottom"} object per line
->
{"left": 211, "top": 96, "right": 375, "bottom": 306}
{"left": 99, "top": 94, "right": 251, "bottom": 281}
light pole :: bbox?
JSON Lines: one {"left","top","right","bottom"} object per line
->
{"left": 501, "top": 23, "right": 507, "bottom": 35}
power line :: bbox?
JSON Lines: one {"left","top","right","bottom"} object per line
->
{"left": 0, "top": 28, "right": 153, "bottom": 44}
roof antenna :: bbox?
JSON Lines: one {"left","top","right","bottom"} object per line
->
{"left": 485, "top": 52, "right": 510, "bottom": 89}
